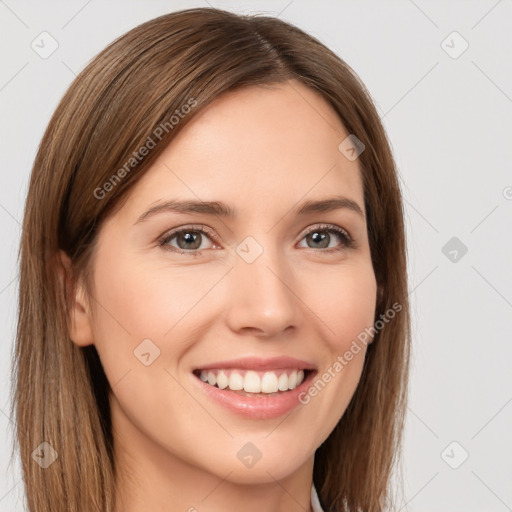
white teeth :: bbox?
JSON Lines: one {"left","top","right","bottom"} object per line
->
{"left": 229, "top": 372, "right": 244, "bottom": 391}
{"left": 261, "top": 372, "right": 279, "bottom": 393}
{"left": 243, "top": 371, "right": 261, "bottom": 393}
{"left": 207, "top": 371, "right": 216, "bottom": 386}
{"left": 277, "top": 373, "right": 289, "bottom": 391}
{"left": 198, "top": 369, "right": 307, "bottom": 393}
{"left": 216, "top": 370, "right": 229, "bottom": 389}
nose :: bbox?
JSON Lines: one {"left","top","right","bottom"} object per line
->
{"left": 224, "top": 242, "right": 302, "bottom": 338}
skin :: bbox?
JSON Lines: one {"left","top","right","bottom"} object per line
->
{"left": 62, "top": 78, "right": 377, "bottom": 512}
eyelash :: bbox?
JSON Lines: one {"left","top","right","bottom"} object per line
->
{"left": 157, "top": 223, "right": 355, "bottom": 256}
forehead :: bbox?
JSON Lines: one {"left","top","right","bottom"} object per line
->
{"left": 121, "top": 79, "right": 364, "bottom": 220}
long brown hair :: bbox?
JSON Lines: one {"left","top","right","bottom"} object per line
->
{"left": 12, "top": 7, "right": 410, "bottom": 511}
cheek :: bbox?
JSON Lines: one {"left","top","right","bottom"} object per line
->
{"left": 304, "top": 260, "right": 378, "bottom": 351}
{"left": 88, "top": 254, "right": 218, "bottom": 459}
{"left": 298, "top": 261, "right": 376, "bottom": 421}
{"left": 88, "top": 250, "right": 230, "bottom": 390}
{"left": 91, "top": 253, "right": 218, "bottom": 339}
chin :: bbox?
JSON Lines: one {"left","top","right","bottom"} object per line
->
{"left": 200, "top": 447, "right": 310, "bottom": 485}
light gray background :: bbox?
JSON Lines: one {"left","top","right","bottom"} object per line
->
{"left": 1, "top": 1, "right": 511, "bottom": 510}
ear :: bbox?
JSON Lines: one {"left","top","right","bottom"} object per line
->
{"left": 58, "top": 250, "right": 95, "bottom": 347}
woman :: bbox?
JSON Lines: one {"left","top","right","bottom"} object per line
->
{"left": 12, "top": 7, "right": 410, "bottom": 512}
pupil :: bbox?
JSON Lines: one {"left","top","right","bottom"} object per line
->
{"left": 309, "top": 231, "right": 329, "bottom": 249}
{"left": 179, "top": 232, "right": 200, "bottom": 250}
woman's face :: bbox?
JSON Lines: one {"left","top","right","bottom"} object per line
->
{"left": 74, "top": 79, "right": 377, "bottom": 489}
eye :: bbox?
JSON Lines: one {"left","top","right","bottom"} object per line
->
{"left": 297, "top": 224, "right": 355, "bottom": 253}
{"left": 157, "top": 223, "right": 355, "bottom": 256}
{"left": 157, "top": 225, "right": 217, "bottom": 256}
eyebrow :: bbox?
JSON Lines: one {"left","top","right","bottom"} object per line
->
{"left": 134, "top": 195, "right": 365, "bottom": 224}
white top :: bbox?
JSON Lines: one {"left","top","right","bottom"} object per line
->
{"left": 311, "top": 482, "right": 325, "bottom": 512}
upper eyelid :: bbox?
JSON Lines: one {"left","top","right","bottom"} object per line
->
{"left": 303, "top": 223, "right": 350, "bottom": 236}
{"left": 157, "top": 224, "right": 217, "bottom": 246}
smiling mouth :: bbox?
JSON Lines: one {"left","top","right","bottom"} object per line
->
{"left": 192, "top": 368, "right": 314, "bottom": 397}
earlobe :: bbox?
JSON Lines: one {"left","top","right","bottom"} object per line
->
{"left": 58, "top": 250, "right": 95, "bottom": 347}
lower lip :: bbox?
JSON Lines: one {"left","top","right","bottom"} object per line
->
{"left": 192, "top": 370, "right": 316, "bottom": 420}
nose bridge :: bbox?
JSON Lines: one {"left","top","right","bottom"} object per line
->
{"left": 224, "top": 234, "right": 300, "bottom": 335}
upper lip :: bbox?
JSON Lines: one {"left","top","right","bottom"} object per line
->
{"left": 194, "top": 356, "right": 317, "bottom": 372}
